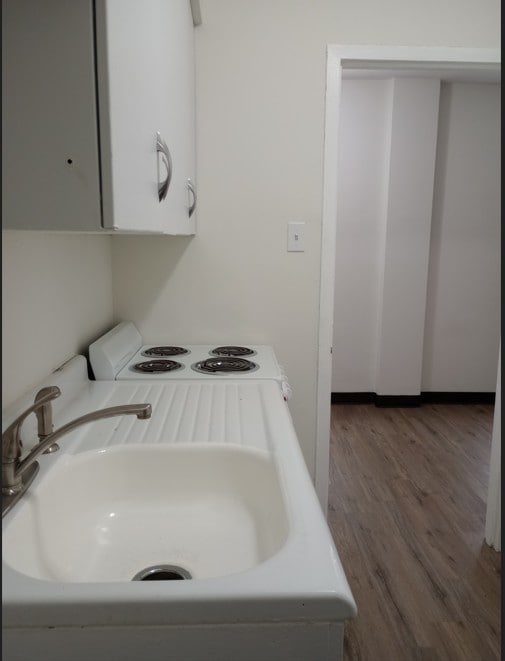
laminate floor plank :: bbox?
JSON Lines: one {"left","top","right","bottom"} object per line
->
{"left": 328, "top": 403, "right": 501, "bottom": 661}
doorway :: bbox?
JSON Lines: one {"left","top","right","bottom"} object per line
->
{"left": 316, "top": 46, "right": 501, "bottom": 510}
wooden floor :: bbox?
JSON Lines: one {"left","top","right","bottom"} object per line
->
{"left": 327, "top": 403, "right": 501, "bottom": 661}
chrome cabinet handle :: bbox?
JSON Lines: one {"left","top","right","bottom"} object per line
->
{"left": 157, "top": 132, "right": 172, "bottom": 202}
{"left": 187, "top": 178, "right": 197, "bottom": 217}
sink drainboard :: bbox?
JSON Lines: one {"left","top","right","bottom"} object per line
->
{"left": 132, "top": 564, "right": 192, "bottom": 581}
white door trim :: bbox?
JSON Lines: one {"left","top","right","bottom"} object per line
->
{"left": 316, "top": 45, "right": 500, "bottom": 513}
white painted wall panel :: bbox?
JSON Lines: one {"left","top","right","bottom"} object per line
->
{"left": 421, "top": 82, "right": 501, "bottom": 391}
{"left": 332, "top": 79, "right": 392, "bottom": 392}
{"left": 375, "top": 78, "right": 441, "bottom": 395}
{"left": 1, "top": 233, "right": 114, "bottom": 407}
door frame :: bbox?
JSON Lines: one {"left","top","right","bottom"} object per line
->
{"left": 316, "top": 45, "right": 500, "bottom": 511}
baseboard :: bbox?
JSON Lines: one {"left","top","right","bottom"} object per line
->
{"left": 330, "top": 392, "right": 420, "bottom": 406}
{"left": 375, "top": 395, "right": 422, "bottom": 407}
{"left": 420, "top": 391, "right": 495, "bottom": 405}
{"left": 331, "top": 392, "right": 375, "bottom": 404}
{"left": 331, "top": 391, "right": 495, "bottom": 406}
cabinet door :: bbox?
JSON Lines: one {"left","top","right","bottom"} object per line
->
{"left": 160, "top": 0, "right": 197, "bottom": 234}
{"left": 2, "top": 0, "right": 102, "bottom": 231}
{"left": 96, "top": 0, "right": 196, "bottom": 234}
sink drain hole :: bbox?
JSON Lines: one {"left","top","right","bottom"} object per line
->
{"left": 132, "top": 564, "right": 192, "bottom": 581}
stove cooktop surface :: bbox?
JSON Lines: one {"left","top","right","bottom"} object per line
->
{"left": 116, "top": 344, "right": 281, "bottom": 380}
{"left": 88, "top": 322, "right": 286, "bottom": 383}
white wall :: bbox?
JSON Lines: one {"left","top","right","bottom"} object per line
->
{"left": 332, "top": 78, "right": 391, "bottom": 392}
{"left": 1, "top": 233, "right": 114, "bottom": 407}
{"left": 332, "top": 79, "right": 500, "bottom": 394}
{"left": 375, "top": 77, "right": 441, "bottom": 396}
{"left": 422, "top": 82, "right": 501, "bottom": 391}
{"left": 3, "top": 0, "right": 500, "bottom": 477}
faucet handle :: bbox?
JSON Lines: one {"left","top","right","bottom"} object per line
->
{"left": 2, "top": 386, "right": 61, "bottom": 463}
{"left": 34, "top": 386, "right": 61, "bottom": 453}
{"left": 34, "top": 385, "right": 61, "bottom": 403}
{"left": 34, "top": 387, "right": 58, "bottom": 433}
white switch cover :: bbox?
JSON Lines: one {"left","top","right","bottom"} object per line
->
{"left": 287, "top": 222, "right": 305, "bottom": 252}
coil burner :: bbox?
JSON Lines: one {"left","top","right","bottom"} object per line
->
{"left": 132, "top": 360, "right": 183, "bottom": 373}
{"left": 142, "top": 346, "right": 189, "bottom": 357}
{"left": 192, "top": 357, "right": 258, "bottom": 374}
{"left": 210, "top": 346, "right": 256, "bottom": 357}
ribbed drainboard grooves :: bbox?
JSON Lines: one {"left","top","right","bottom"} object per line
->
{"left": 72, "top": 382, "right": 274, "bottom": 453}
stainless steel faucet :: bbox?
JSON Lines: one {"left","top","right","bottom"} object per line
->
{"left": 2, "top": 385, "right": 152, "bottom": 516}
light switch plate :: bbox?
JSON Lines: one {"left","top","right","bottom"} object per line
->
{"left": 287, "top": 222, "right": 305, "bottom": 252}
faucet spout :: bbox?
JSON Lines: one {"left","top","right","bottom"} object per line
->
{"left": 2, "top": 392, "right": 152, "bottom": 509}
{"left": 17, "top": 403, "right": 152, "bottom": 481}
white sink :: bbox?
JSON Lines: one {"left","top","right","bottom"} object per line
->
{"left": 3, "top": 444, "right": 289, "bottom": 583}
{"left": 2, "top": 359, "right": 356, "bottom": 661}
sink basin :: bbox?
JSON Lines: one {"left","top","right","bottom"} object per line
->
{"left": 3, "top": 363, "right": 357, "bottom": 661}
{"left": 3, "top": 444, "right": 289, "bottom": 582}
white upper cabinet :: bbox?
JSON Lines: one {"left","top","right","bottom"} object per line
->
{"left": 95, "top": 0, "right": 197, "bottom": 233}
{"left": 2, "top": 0, "right": 198, "bottom": 234}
